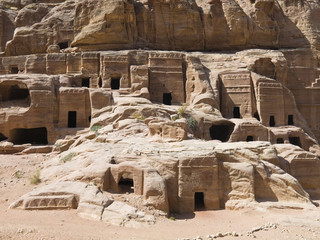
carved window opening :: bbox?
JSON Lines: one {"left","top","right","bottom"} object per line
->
{"left": 194, "top": 192, "right": 205, "bottom": 211}
{"left": 163, "top": 93, "right": 172, "bottom": 105}
{"left": 288, "top": 115, "right": 294, "bottom": 125}
{"left": 58, "top": 41, "right": 69, "bottom": 50}
{"left": 81, "top": 78, "right": 90, "bottom": 88}
{"left": 98, "top": 77, "right": 103, "bottom": 88}
{"left": 276, "top": 138, "right": 284, "bottom": 144}
{"left": 246, "top": 136, "right": 254, "bottom": 142}
{"left": 269, "top": 116, "right": 275, "bottom": 127}
{"left": 68, "top": 111, "right": 77, "bottom": 128}
{"left": 289, "top": 137, "right": 301, "bottom": 147}
{"left": 88, "top": 115, "right": 91, "bottom": 123}
{"left": 233, "top": 107, "right": 241, "bottom": 118}
{"left": 118, "top": 176, "right": 134, "bottom": 194}
{"left": 0, "top": 133, "right": 7, "bottom": 141}
{"left": 209, "top": 124, "right": 234, "bottom": 142}
{"left": 9, "top": 127, "right": 48, "bottom": 145}
{"left": 10, "top": 66, "right": 19, "bottom": 74}
{"left": 111, "top": 77, "right": 120, "bottom": 90}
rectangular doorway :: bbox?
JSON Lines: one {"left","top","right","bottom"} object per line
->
{"left": 68, "top": 111, "right": 77, "bottom": 128}
{"left": 194, "top": 192, "right": 205, "bottom": 211}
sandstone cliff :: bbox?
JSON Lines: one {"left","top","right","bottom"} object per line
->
{"left": 1, "top": 0, "right": 320, "bottom": 226}
{"left": 3, "top": 0, "right": 320, "bottom": 55}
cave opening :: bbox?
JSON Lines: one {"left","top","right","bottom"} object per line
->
{"left": 276, "top": 138, "right": 284, "bottom": 143}
{"left": 58, "top": 41, "right": 69, "bottom": 50}
{"left": 210, "top": 124, "right": 234, "bottom": 142}
{"left": 246, "top": 136, "right": 254, "bottom": 142}
{"left": 111, "top": 77, "right": 120, "bottom": 90}
{"left": 9, "top": 85, "right": 29, "bottom": 100}
{"left": 81, "top": 78, "right": 90, "bottom": 88}
{"left": 0, "top": 83, "right": 30, "bottom": 107}
{"left": 194, "top": 192, "right": 205, "bottom": 211}
{"left": 0, "top": 133, "right": 7, "bottom": 141}
{"left": 9, "top": 127, "right": 48, "bottom": 145}
{"left": 118, "top": 176, "right": 134, "bottom": 194}
{"left": 289, "top": 137, "right": 301, "bottom": 147}
{"left": 10, "top": 66, "right": 19, "bottom": 74}
{"left": 163, "top": 93, "right": 172, "bottom": 105}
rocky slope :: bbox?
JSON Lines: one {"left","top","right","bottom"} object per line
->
{"left": 1, "top": 0, "right": 320, "bottom": 227}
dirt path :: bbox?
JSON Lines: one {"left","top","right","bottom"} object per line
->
{"left": 1, "top": 154, "right": 320, "bottom": 240}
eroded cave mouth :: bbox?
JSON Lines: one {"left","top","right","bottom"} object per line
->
{"left": 289, "top": 137, "right": 301, "bottom": 147}
{"left": 0, "top": 82, "right": 30, "bottom": 107}
{"left": 163, "top": 93, "right": 172, "bottom": 105}
{"left": 210, "top": 122, "right": 235, "bottom": 142}
{"left": 118, "top": 177, "right": 134, "bottom": 194}
{"left": 0, "top": 133, "right": 8, "bottom": 141}
{"left": 9, "top": 127, "right": 48, "bottom": 145}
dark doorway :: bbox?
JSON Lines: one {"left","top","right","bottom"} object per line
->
{"left": 210, "top": 124, "right": 234, "bottom": 142}
{"left": 276, "top": 138, "right": 284, "bottom": 143}
{"left": 0, "top": 133, "right": 7, "bottom": 141}
{"left": 288, "top": 115, "right": 294, "bottom": 125}
{"left": 10, "top": 66, "right": 19, "bottom": 74}
{"left": 163, "top": 93, "right": 172, "bottom": 105}
{"left": 289, "top": 137, "right": 301, "bottom": 147}
{"left": 88, "top": 115, "right": 91, "bottom": 123}
{"left": 9, "top": 127, "right": 48, "bottom": 145}
{"left": 233, "top": 107, "right": 241, "bottom": 118}
{"left": 246, "top": 136, "right": 254, "bottom": 142}
{"left": 118, "top": 176, "right": 134, "bottom": 193}
{"left": 98, "top": 77, "right": 103, "bottom": 88}
{"left": 269, "top": 116, "right": 275, "bottom": 127}
{"left": 81, "top": 78, "right": 90, "bottom": 88}
{"left": 194, "top": 192, "right": 205, "bottom": 211}
{"left": 58, "top": 41, "right": 69, "bottom": 50}
{"left": 254, "top": 112, "right": 260, "bottom": 121}
{"left": 68, "top": 111, "right": 77, "bottom": 128}
{"left": 111, "top": 77, "right": 120, "bottom": 90}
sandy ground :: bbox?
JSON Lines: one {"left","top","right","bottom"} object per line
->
{"left": 1, "top": 154, "right": 320, "bottom": 240}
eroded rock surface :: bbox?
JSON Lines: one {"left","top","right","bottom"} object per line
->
{"left": 1, "top": 0, "right": 320, "bottom": 226}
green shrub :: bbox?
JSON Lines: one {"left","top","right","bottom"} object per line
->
{"left": 132, "top": 111, "right": 146, "bottom": 121}
{"left": 29, "top": 170, "right": 41, "bottom": 185}
{"left": 91, "top": 125, "right": 102, "bottom": 132}
{"left": 60, "top": 152, "right": 77, "bottom": 163}
{"left": 186, "top": 117, "right": 197, "bottom": 129}
{"left": 169, "top": 216, "right": 176, "bottom": 221}
{"left": 177, "top": 106, "right": 186, "bottom": 119}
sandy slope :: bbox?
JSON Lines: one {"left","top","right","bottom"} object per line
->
{"left": 0, "top": 154, "right": 320, "bottom": 240}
